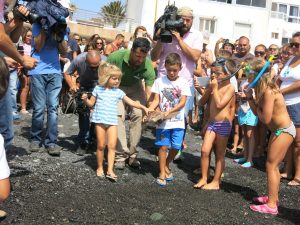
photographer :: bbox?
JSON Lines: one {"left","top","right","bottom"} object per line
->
{"left": 151, "top": 6, "right": 202, "bottom": 155}
{"left": 28, "top": 21, "right": 67, "bottom": 156}
{"left": 64, "top": 50, "right": 101, "bottom": 155}
{"left": 214, "top": 37, "right": 235, "bottom": 56}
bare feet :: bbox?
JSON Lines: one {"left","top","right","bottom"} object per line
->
{"left": 194, "top": 179, "right": 207, "bottom": 189}
{"left": 280, "top": 173, "right": 292, "bottom": 180}
{"left": 202, "top": 181, "right": 220, "bottom": 190}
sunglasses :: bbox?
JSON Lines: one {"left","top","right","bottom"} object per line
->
{"left": 96, "top": 42, "right": 103, "bottom": 45}
{"left": 269, "top": 47, "right": 277, "bottom": 51}
{"left": 255, "top": 51, "right": 265, "bottom": 56}
{"left": 290, "top": 42, "right": 300, "bottom": 48}
{"left": 74, "top": 38, "right": 80, "bottom": 41}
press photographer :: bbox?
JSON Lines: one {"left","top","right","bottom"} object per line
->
{"left": 26, "top": 0, "right": 68, "bottom": 156}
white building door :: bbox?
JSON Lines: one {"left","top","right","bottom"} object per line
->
{"left": 234, "top": 22, "right": 252, "bottom": 39}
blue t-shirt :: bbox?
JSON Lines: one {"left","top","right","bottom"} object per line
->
{"left": 91, "top": 86, "right": 125, "bottom": 125}
{"left": 28, "top": 23, "right": 61, "bottom": 75}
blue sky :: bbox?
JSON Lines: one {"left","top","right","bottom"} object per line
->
{"left": 71, "top": 0, "right": 126, "bottom": 12}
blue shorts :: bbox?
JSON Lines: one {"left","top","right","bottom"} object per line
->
{"left": 287, "top": 102, "right": 300, "bottom": 126}
{"left": 238, "top": 109, "right": 258, "bottom": 126}
{"left": 155, "top": 128, "right": 185, "bottom": 150}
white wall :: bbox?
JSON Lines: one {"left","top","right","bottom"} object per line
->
{"left": 125, "top": 0, "right": 299, "bottom": 52}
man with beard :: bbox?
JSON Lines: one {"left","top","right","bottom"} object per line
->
{"left": 107, "top": 37, "right": 155, "bottom": 169}
{"left": 151, "top": 6, "right": 202, "bottom": 158}
{"left": 231, "top": 36, "right": 254, "bottom": 64}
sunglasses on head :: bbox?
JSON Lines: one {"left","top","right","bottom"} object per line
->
{"left": 290, "top": 42, "right": 300, "bottom": 48}
{"left": 255, "top": 51, "right": 265, "bottom": 56}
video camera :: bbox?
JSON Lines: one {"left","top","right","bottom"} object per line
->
{"left": 4, "top": 0, "right": 69, "bottom": 41}
{"left": 153, "top": 2, "right": 184, "bottom": 43}
{"left": 4, "top": 0, "right": 40, "bottom": 24}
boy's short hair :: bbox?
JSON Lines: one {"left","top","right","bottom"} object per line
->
{"left": 164, "top": 53, "right": 182, "bottom": 66}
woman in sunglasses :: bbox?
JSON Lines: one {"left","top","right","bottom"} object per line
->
{"left": 254, "top": 44, "right": 267, "bottom": 61}
{"left": 277, "top": 31, "right": 300, "bottom": 187}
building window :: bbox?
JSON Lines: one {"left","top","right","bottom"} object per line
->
{"left": 210, "top": 0, "right": 232, "bottom": 3}
{"left": 271, "top": 32, "right": 279, "bottom": 39}
{"left": 282, "top": 38, "right": 289, "bottom": 45}
{"left": 199, "top": 18, "right": 216, "bottom": 34}
{"left": 272, "top": 3, "right": 300, "bottom": 23}
{"left": 288, "top": 6, "right": 299, "bottom": 23}
{"left": 236, "top": 0, "right": 266, "bottom": 8}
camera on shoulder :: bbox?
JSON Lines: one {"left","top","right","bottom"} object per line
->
{"left": 153, "top": 3, "right": 184, "bottom": 43}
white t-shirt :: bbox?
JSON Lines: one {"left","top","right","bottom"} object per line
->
{"left": 279, "top": 56, "right": 300, "bottom": 105}
{"left": 151, "top": 76, "right": 191, "bottom": 129}
{"left": 0, "top": 134, "right": 10, "bottom": 180}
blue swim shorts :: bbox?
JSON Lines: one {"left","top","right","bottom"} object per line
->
{"left": 155, "top": 128, "right": 185, "bottom": 150}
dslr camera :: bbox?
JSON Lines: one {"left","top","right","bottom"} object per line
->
{"left": 153, "top": 3, "right": 184, "bottom": 43}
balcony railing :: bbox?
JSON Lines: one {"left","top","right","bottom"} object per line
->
{"left": 270, "top": 11, "right": 288, "bottom": 21}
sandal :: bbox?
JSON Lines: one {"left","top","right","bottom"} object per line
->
{"left": 250, "top": 204, "right": 278, "bottom": 215}
{"left": 156, "top": 177, "right": 167, "bottom": 187}
{"left": 288, "top": 178, "right": 300, "bottom": 186}
{"left": 106, "top": 174, "right": 118, "bottom": 182}
{"left": 241, "top": 161, "right": 253, "bottom": 168}
{"left": 165, "top": 173, "right": 174, "bottom": 182}
{"left": 233, "top": 157, "right": 247, "bottom": 164}
{"left": 96, "top": 170, "right": 105, "bottom": 178}
{"left": 252, "top": 196, "right": 279, "bottom": 206}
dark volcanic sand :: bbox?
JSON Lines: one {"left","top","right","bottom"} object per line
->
{"left": 1, "top": 113, "right": 299, "bottom": 225}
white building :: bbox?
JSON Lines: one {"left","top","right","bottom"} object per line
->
{"left": 126, "top": 0, "right": 300, "bottom": 49}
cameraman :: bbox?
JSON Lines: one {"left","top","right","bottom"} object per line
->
{"left": 151, "top": 6, "right": 202, "bottom": 153}
{"left": 28, "top": 21, "right": 67, "bottom": 156}
{"left": 64, "top": 50, "right": 101, "bottom": 155}
{"left": 0, "top": 1, "right": 38, "bottom": 148}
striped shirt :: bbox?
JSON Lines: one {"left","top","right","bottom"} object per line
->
{"left": 91, "top": 86, "right": 125, "bottom": 125}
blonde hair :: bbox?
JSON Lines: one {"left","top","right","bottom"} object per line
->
{"left": 98, "top": 62, "right": 123, "bottom": 87}
{"left": 254, "top": 74, "right": 279, "bottom": 104}
{"left": 248, "top": 59, "right": 278, "bottom": 103}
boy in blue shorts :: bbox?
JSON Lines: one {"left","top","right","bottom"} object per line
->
{"left": 148, "top": 53, "right": 191, "bottom": 186}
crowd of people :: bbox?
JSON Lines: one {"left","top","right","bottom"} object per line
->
{"left": 0, "top": 2, "right": 300, "bottom": 218}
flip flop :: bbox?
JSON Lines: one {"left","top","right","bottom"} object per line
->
{"left": 233, "top": 157, "right": 247, "bottom": 163}
{"left": 288, "top": 178, "right": 300, "bottom": 186}
{"left": 241, "top": 161, "right": 253, "bottom": 168}
{"left": 96, "top": 170, "right": 105, "bottom": 178}
{"left": 165, "top": 173, "right": 174, "bottom": 182}
{"left": 156, "top": 177, "right": 167, "bottom": 187}
{"left": 250, "top": 204, "right": 278, "bottom": 215}
{"left": 106, "top": 174, "right": 118, "bottom": 182}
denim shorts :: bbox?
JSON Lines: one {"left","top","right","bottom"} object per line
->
{"left": 155, "top": 128, "right": 185, "bottom": 150}
{"left": 286, "top": 102, "right": 300, "bottom": 126}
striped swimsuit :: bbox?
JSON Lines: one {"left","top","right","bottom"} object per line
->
{"left": 207, "top": 121, "right": 232, "bottom": 137}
